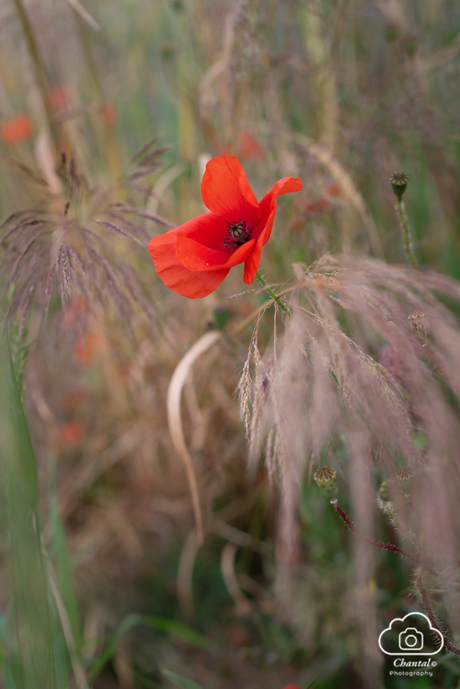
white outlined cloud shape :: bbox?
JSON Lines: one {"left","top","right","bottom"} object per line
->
{"left": 379, "top": 612, "right": 444, "bottom": 656}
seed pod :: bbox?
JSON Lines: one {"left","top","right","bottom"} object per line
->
{"left": 408, "top": 309, "right": 429, "bottom": 343}
{"left": 396, "top": 467, "right": 414, "bottom": 493}
{"left": 390, "top": 171, "right": 409, "bottom": 197}
{"left": 378, "top": 480, "right": 391, "bottom": 502}
{"left": 313, "top": 466, "right": 338, "bottom": 499}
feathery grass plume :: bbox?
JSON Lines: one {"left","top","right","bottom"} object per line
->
{"left": 236, "top": 341, "right": 252, "bottom": 440}
{"left": 1, "top": 142, "right": 169, "bottom": 338}
{"left": 238, "top": 252, "right": 460, "bottom": 656}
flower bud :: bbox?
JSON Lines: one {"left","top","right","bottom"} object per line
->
{"left": 408, "top": 310, "right": 429, "bottom": 343}
{"left": 313, "top": 466, "right": 338, "bottom": 499}
{"left": 390, "top": 171, "right": 408, "bottom": 197}
{"left": 396, "top": 467, "right": 414, "bottom": 493}
{"left": 378, "top": 480, "right": 391, "bottom": 502}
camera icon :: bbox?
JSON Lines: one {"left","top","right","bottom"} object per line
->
{"left": 399, "top": 628, "right": 424, "bottom": 651}
{"left": 379, "top": 612, "right": 444, "bottom": 656}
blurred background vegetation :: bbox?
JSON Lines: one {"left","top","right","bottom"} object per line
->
{"left": 1, "top": 1, "right": 460, "bottom": 688}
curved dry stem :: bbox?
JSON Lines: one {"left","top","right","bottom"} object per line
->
{"left": 220, "top": 542, "right": 252, "bottom": 614}
{"left": 167, "top": 330, "right": 222, "bottom": 544}
{"left": 177, "top": 529, "right": 200, "bottom": 621}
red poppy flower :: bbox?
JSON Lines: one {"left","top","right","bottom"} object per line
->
{"left": 148, "top": 155, "right": 302, "bottom": 298}
{"left": 1, "top": 114, "right": 33, "bottom": 146}
{"left": 48, "top": 84, "right": 73, "bottom": 110}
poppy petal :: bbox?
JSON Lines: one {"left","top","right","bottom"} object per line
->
{"left": 257, "top": 176, "right": 303, "bottom": 246}
{"left": 201, "top": 155, "right": 260, "bottom": 224}
{"left": 183, "top": 212, "right": 230, "bottom": 250}
{"left": 243, "top": 240, "right": 263, "bottom": 284}
{"left": 176, "top": 235, "right": 256, "bottom": 271}
{"left": 148, "top": 232, "right": 229, "bottom": 298}
{"left": 264, "top": 176, "right": 303, "bottom": 198}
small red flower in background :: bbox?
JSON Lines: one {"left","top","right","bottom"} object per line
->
{"left": 48, "top": 85, "right": 73, "bottom": 110}
{"left": 148, "top": 155, "right": 302, "bottom": 298}
{"left": 76, "top": 330, "right": 104, "bottom": 365}
{"left": 101, "top": 103, "right": 117, "bottom": 126}
{"left": 60, "top": 420, "right": 84, "bottom": 445}
{"left": 1, "top": 114, "right": 33, "bottom": 146}
{"left": 218, "top": 131, "right": 264, "bottom": 160}
{"left": 315, "top": 198, "right": 329, "bottom": 211}
{"left": 237, "top": 131, "right": 264, "bottom": 160}
{"left": 280, "top": 685, "right": 303, "bottom": 689}
{"left": 326, "top": 182, "right": 341, "bottom": 197}
{"left": 305, "top": 198, "right": 330, "bottom": 214}
{"left": 276, "top": 542, "right": 303, "bottom": 565}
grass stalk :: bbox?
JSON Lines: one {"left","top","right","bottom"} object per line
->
{"left": 12, "top": 0, "right": 60, "bottom": 151}
{"left": 72, "top": 10, "right": 123, "bottom": 179}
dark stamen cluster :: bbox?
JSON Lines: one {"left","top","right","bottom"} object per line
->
{"left": 223, "top": 218, "right": 253, "bottom": 251}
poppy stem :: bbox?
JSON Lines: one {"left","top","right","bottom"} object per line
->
{"left": 255, "top": 271, "right": 291, "bottom": 315}
{"left": 331, "top": 499, "right": 437, "bottom": 574}
{"left": 396, "top": 198, "right": 418, "bottom": 270}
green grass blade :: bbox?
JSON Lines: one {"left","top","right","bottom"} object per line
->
{"left": 49, "top": 485, "right": 82, "bottom": 651}
{"left": 87, "top": 613, "right": 209, "bottom": 681}
{"left": 0, "top": 329, "right": 57, "bottom": 689}
{"left": 162, "top": 669, "right": 204, "bottom": 689}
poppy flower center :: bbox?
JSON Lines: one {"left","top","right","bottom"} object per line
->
{"left": 223, "top": 219, "right": 253, "bottom": 252}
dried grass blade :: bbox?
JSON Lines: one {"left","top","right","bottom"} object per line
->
{"left": 167, "top": 331, "right": 221, "bottom": 544}
{"left": 66, "top": 0, "right": 101, "bottom": 30}
{"left": 95, "top": 219, "right": 146, "bottom": 246}
{"left": 114, "top": 206, "right": 174, "bottom": 228}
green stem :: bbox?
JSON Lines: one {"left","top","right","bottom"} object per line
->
{"left": 397, "top": 198, "right": 418, "bottom": 270}
{"left": 256, "top": 270, "right": 290, "bottom": 315}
